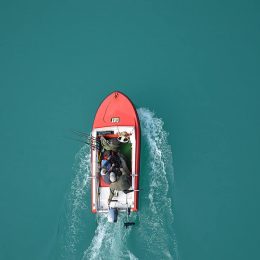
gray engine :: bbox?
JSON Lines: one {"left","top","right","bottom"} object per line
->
{"left": 107, "top": 208, "right": 118, "bottom": 223}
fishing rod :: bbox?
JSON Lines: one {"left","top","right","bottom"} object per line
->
{"left": 70, "top": 130, "right": 98, "bottom": 142}
{"left": 69, "top": 130, "right": 101, "bottom": 150}
{"left": 70, "top": 129, "right": 90, "bottom": 138}
{"left": 65, "top": 136, "right": 99, "bottom": 150}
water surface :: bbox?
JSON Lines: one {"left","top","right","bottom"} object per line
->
{"left": 1, "top": 0, "right": 260, "bottom": 259}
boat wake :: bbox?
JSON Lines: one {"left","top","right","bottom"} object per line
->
{"left": 58, "top": 108, "right": 178, "bottom": 259}
{"left": 83, "top": 215, "right": 138, "bottom": 260}
{"left": 135, "top": 108, "right": 178, "bottom": 259}
{"left": 57, "top": 145, "right": 92, "bottom": 259}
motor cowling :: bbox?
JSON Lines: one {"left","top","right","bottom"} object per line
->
{"left": 107, "top": 208, "right": 118, "bottom": 223}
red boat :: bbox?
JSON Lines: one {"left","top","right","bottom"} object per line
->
{"left": 91, "top": 91, "right": 140, "bottom": 219}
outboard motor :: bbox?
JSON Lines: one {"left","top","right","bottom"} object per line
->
{"left": 107, "top": 208, "right": 118, "bottom": 223}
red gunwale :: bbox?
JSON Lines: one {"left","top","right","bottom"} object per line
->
{"left": 91, "top": 91, "right": 140, "bottom": 212}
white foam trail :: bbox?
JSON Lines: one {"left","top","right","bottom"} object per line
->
{"left": 83, "top": 214, "right": 138, "bottom": 260}
{"left": 62, "top": 145, "right": 91, "bottom": 257}
{"left": 137, "top": 108, "right": 178, "bottom": 259}
{"left": 138, "top": 108, "right": 174, "bottom": 213}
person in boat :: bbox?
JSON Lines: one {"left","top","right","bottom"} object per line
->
{"left": 100, "top": 135, "right": 120, "bottom": 151}
{"left": 108, "top": 155, "right": 131, "bottom": 204}
{"left": 100, "top": 151, "right": 121, "bottom": 184}
{"left": 100, "top": 151, "right": 112, "bottom": 184}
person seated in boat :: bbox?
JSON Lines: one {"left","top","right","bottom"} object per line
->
{"left": 100, "top": 135, "right": 120, "bottom": 151}
{"left": 100, "top": 151, "right": 112, "bottom": 184}
{"left": 107, "top": 156, "right": 131, "bottom": 204}
{"left": 101, "top": 151, "right": 111, "bottom": 169}
{"left": 100, "top": 151, "right": 121, "bottom": 184}
{"left": 110, "top": 152, "right": 122, "bottom": 174}
{"left": 110, "top": 152, "right": 130, "bottom": 175}
{"left": 117, "top": 152, "right": 131, "bottom": 175}
{"left": 109, "top": 151, "right": 121, "bottom": 166}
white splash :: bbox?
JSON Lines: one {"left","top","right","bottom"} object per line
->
{"left": 62, "top": 145, "right": 91, "bottom": 257}
{"left": 137, "top": 108, "right": 178, "bottom": 259}
{"left": 138, "top": 108, "right": 174, "bottom": 214}
{"left": 83, "top": 214, "right": 138, "bottom": 260}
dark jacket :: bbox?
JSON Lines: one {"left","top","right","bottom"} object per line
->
{"left": 108, "top": 154, "right": 132, "bottom": 203}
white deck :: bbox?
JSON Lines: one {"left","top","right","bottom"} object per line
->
{"left": 97, "top": 188, "right": 135, "bottom": 212}
{"left": 91, "top": 126, "right": 136, "bottom": 213}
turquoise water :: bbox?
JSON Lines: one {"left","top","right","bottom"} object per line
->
{"left": 1, "top": 0, "right": 260, "bottom": 259}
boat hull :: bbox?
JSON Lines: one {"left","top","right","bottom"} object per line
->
{"left": 91, "top": 91, "right": 140, "bottom": 213}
